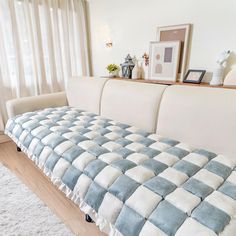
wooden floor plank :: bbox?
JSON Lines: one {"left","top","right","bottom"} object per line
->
{"left": 0, "top": 141, "right": 105, "bottom": 236}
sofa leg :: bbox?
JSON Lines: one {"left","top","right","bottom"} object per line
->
{"left": 85, "top": 214, "right": 94, "bottom": 223}
{"left": 16, "top": 146, "right": 21, "bottom": 152}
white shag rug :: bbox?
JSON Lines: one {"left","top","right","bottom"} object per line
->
{"left": 0, "top": 164, "right": 74, "bottom": 236}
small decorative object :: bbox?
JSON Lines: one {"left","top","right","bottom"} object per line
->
{"left": 106, "top": 64, "right": 120, "bottom": 77}
{"left": 142, "top": 53, "right": 149, "bottom": 66}
{"left": 105, "top": 39, "right": 113, "bottom": 48}
{"left": 120, "top": 54, "right": 135, "bottom": 78}
{"left": 210, "top": 50, "right": 231, "bottom": 86}
{"left": 183, "top": 70, "right": 206, "bottom": 84}
{"left": 157, "top": 24, "right": 191, "bottom": 81}
{"left": 149, "top": 41, "right": 181, "bottom": 81}
{"left": 141, "top": 53, "right": 149, "bottom": 79}
{"left": 224, "top": 66, "right": 236, "bottom": 86}
{"left": 131, "top": 57, "right": 140, "bottom": 79}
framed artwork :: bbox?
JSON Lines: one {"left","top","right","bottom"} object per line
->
{"left": 183, "top": 70, "right": 206, "bottom": 84}
{"left": 148, "top": 41, "right": 181, "bottom": 82}
{"left": 157, "top": 24, "right": 191, "bottom": 81}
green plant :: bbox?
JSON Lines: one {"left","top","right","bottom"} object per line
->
{"left": 106, "top": 64, "right": 120, "bottom": 73}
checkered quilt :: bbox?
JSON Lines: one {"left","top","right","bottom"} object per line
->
{"left": 5, "top": 107, "right": 236, "bottom": 236}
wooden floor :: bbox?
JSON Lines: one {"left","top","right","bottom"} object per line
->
{"left": 0, "top": 134, "right": 10, "bottom": 144}
{"left": 0, "top": 141, "right": 105, "bottom": 236}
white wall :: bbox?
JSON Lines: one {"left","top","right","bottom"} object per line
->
{"left": 87, "top": 0, "right": 236, "bottom": 81}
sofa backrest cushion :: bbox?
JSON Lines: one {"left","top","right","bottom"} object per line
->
{"left": 101, "top": 79, "right": 168, "bottom": 132}
{"left": 157, "top": 85, "right": 236, "bottom": 158}
{"left": 66, "top": 77, "right": 108, "bottom": 114}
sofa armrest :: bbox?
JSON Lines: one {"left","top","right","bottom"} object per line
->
{"left": 6, "top": 92, "right": 68, "bottom": 118}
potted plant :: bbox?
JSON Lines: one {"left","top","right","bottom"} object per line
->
{"left": 106, "top": 64, "right": 120, "bottom": 77}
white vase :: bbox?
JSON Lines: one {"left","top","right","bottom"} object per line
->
{"left": 142, "top": 63, "right": 149, "bottom": 79}
{"left": 109, "top": 70, "right": 119, "bottom": 77}
{"left": 132, "top": 61, "right": 140, "bottom": 79}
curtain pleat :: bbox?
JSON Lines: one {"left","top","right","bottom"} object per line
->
{"left": 32, "top": 0, "right": 50, "bottom": 94}
{"left": 22, "top": 0, "right": 39, "bottom": 95}
{"left": 0, "top": 0, "right": 90, "bottom": 131}
{"left": 60, "top": 0, "right": 72, "bottom": 78}
{"left": 75, "top": 0, "right": 90, "bottom": 75}
{"left": 0, "top": 69, "right": 6, "bottom": 133}
{"left": 51, "top": 0, "right": 65, "bottom": 89}
{"left": 8, "top": 0, "right": 29, "bottom": 98}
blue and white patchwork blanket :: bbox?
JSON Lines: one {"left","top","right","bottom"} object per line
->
{"left": 5, "top": 107, "right": 236, "bottom": 236}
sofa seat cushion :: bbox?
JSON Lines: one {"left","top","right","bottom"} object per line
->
{"left": 5, "top": 107, "right": 236, "bottom": 236}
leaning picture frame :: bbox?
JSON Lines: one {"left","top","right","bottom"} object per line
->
{"left": 157, "top": 24, "right": 191, "bottom": 81}
{"left": 148, "top": 41, "right": 181, "bottom": 82}
{"left": 183, "top": 69, "right": 206, "bottom": 84}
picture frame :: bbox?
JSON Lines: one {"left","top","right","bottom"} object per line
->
{"left": 148, "top": 41, "right": 181, "bottom": 82}
{"left": 157, "top": 24, "right": 191, "bottom": 81}
{"left": 183, "top": 69, "right": 206, "bottom": 84}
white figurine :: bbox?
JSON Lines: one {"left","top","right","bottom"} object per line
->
{"left": 224, "top": 66, "right": 236, "bottom": 86}
{"left": 210, "top": 50, "right": 231, "bottom": 86}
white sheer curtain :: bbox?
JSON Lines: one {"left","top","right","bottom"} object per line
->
{"left": 0, "top": 109, "right": 4, "bottom": 133}
{"left": 0, "top": 0, "right": 90, "bottom": 132}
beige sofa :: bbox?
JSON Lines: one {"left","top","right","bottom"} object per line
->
{"left": 7, "top": 76, "right": 236, "bottom": 158}
{"left": 5, "top": 76, "right": 236, "bottom": 235}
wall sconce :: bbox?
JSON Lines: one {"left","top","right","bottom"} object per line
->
{"left": 100, "top": 25, "right": 113, "bottom": 48}
{"left": 105, "top": 39, "right": 113, "bottom": 48}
